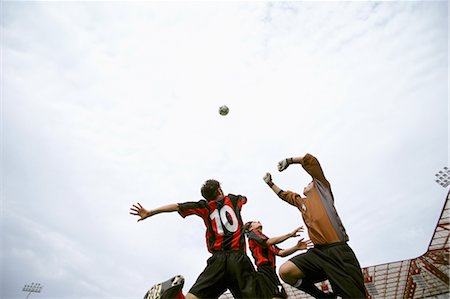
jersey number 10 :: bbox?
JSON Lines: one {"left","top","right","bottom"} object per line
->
{"left": 210, "top": 206, "right": 239, "bottom": 235}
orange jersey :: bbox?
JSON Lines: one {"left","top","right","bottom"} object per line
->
{"left": 278, "top": 154, "right": 349, "bottom": 245}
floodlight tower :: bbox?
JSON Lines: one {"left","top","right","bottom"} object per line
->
{"left": 435, "top": 167, "right": 450, "bottom": 188}
{"left": 22, "top": 283, "right": 43, "bottom": 299}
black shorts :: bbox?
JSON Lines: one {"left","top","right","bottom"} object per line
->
{"left": 289, "top": 242, "right": 366, "bottom": 298}
{"left": 188, "top": 251, "right": 255, "bottom": 299}
{"left": 254, "top": 266, "right": 287, "bottom": 299}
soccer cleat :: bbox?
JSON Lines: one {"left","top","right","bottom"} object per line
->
{"left": 143, "top": 275, "right": 185, "bottom": 299}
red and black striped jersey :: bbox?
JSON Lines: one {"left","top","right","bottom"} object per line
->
{"left": 247, "top": 230, "right": 281, "bottom": 269}
{"left": 178, "top": 194, "right": 247, "bottom": 253}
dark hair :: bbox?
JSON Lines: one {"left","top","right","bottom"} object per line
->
{"left": 244, "top": 221, "right": 254, "bottom": 234}
{"left": 201, "top": 179, "right": 221, "bottom": 201}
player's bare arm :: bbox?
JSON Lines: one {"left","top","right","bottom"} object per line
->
{"left": 266, "top": 227, "right": 304, "bottom": 246}
{"left": 278, "top": 238, "right": 313, "bottom": 257}
{"left": 130, "top": 202, "right": 179, "bottom": 222}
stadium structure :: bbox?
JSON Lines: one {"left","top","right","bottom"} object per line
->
{"left": 220, "top": 190, "right": 450, "bottom": 299}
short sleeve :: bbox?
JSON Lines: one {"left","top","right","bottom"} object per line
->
{"left": 228, "top": 194, "right": 247, "bottom": 207}
{"left": 271, "top": 244, "right": 281, "bottom": 255}
{"left": 178, "top": 200, "right": 208, "bottom": 218}
{"left": 247, "top": 230, "right": 268, "bottom": 247}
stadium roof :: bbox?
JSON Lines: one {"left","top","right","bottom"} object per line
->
{"left": 220, "top": 190, "right": 450, "bottom": 299}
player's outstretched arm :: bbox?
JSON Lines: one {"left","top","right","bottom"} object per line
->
{"left": 266, "top": 226, "right": 304, "bottom": 246}
{"left": 278, "top": 156, "right": 305, "bottom": 172}
{"left": 277, "top": 238, "right": 313, "bottom": 257}
{"left": 130, "top": 202, "right": 179, "bottom": 222}
{"left": 264, "top": 172, "right": 305, "bottom": 207}
{"left": 263, "top": 172, "right": 283, "bottom": 196}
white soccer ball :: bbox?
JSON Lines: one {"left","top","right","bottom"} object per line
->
{"left": 219, "top": 105, "right": 229, "bottom": 116}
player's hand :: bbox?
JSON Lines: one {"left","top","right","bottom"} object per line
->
{"left": 296, "top": 238, "right": 314, "bottom": 250}
{"left": 289, "top": 226, "right": 304, "bottom": 238}
{"left": 278, "top": 158, "right": 292, "bottom": 172}
{"left": 263, "top": 172, "right": 273, "bottom": 185}
{"left": 130, "top": 203, "right": 152, "bottom": 222}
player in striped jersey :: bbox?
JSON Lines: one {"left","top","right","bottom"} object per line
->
{"left": 244, "top": 221, "right": 312, "bottom": 299}
{"left": 130, "top": 179, "right": 255, "bottom": 299}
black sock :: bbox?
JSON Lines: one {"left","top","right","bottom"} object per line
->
{"left": 297, "top": 279, "right": 337, "bottom": 299}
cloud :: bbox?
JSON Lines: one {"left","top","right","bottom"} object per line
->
{"left": 2, "top": 1, "right": 447, "bottom": 298}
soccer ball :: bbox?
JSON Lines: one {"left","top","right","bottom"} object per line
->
{"left": 219, "top": 105, "right": 229, "bottom": 116}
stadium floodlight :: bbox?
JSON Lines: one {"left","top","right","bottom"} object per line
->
{"left": 22, "top": 283, "right": 43, "bottom": 299}
{"left": 435, "top": 167, "right": 450, "bottom": 188}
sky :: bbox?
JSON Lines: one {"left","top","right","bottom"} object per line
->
{"left": 1, "top": 1, "right": 448, "bottom": 298}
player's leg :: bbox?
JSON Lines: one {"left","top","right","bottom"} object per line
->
{"left": 280, "top": 252, "right": 336, "bottom": 299}
{"left": 226, "top": 252, "right": 256, "bottom": 299}
{"left": 279, "top": 261, "right": 304, "bottom": 285}
{"left": 144, "top": 275, "right": 185, "bottom": 299}
{"left": 294, "top": 277, "right": 337, "bottom": 299}
{"left": 184, "top": 293, "right": 200, "bottom": 299}
{"left": 279, "top": 262, "right": 327, "bottom": 298}
{"left": 255, "top": 266, "right": 288, "bottom": 299}
{"left": 187, "top": 253, "right": 228, "bottom": 299}
{"left": 321, "top": 244, "right": 366, "bottom": 299}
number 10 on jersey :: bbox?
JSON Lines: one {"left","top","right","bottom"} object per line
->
{"left": 210, "top": 206, "right": 239, "bottom": 235}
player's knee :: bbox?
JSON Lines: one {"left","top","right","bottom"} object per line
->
{"left": 185, "top": 293, "right": 200, "bottom": 299}
{"left": 279, "top": 261, "right": 303, "bottom": 285}
{"left": 278, "top": 264, "right": 292, "bottom": 283}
